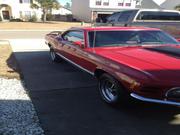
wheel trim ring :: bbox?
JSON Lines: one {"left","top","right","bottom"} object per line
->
{"left": 50, "top": 51, "right": 56, "bottom": 60}
{"left": 101, "top": 80, "right": 118, "bottom": 102}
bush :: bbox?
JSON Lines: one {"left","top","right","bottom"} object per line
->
{"left": 0, "top": 16, "right": 2, "bottom": 21}
{"left": 29, "top": 15, "right": 37, "bottom": 22}
{"left": 10, "top": 18, "right": 23, "bottom": 22}
{"left": 46, "top": 14, "right": 53, "bottom": 21}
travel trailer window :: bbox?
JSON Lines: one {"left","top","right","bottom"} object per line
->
{"left": 136, "top": 11, "right": 180, "bottom": 21}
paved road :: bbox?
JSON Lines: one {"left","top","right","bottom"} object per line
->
{"left": 2, "top": 31, "right": 180, "bottom": 135}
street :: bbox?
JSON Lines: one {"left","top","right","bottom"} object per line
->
{"left": 1, "top": 30, "right": 180, "bottom": 135}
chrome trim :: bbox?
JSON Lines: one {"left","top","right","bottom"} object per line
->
{"left": 56, "top": 53, "right": 94, "bottom": 76}
{"left": 130, "top": 93, "right": 180, "bottom": 106}
{"left": 165, "top": 87, "right": 180, "bottom": 97}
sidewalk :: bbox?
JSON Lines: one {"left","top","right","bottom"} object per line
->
{"left": 0, "top": 22, "right": 90, "bottom": 30}
{"left": 9, "top": 39, "right": 49, "bottom": 52}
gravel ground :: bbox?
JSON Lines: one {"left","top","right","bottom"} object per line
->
{"left": 0, "top": 77, "right": 44, "bottom": 135}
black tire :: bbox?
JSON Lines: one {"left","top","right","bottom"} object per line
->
{"left": 50, "top": 49, "right": 62, "bottom": 62}
{"left": 98, "top": 73, "right": 129, "bottom": 105}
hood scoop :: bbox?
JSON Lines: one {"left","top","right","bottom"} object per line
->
{"left": 144, "top": 46, "right": 180, "bottom": 58}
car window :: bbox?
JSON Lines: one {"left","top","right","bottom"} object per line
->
{"left": 136, "top": 11, "right": 180, "bottom": 21}
{"left": 118, "top": 11, "right": 133, "bottom": 22}
{"left": 88, "top": 30, "right": 178, "bottom": 47}
{"left": 63, "top": 31, "right": 84, "bottom": 43}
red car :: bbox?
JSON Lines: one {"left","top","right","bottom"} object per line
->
{"left": 45, "top": 26, "right": 180, "bottom": 106}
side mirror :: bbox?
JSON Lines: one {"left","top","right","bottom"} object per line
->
{"left": 176, "top": 38, "right": 180, "bottom": 43}
{"left": 73, "top": 41, "right": 84, "bottom": 48}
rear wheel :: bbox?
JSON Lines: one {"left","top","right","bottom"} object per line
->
{"left": 98, "top": 73, "right": 129, "bottom": 105}
{"left": 50, "top": 49, "right": 62, "bottom": 62}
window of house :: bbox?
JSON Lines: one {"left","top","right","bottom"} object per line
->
{"left": 24, "top": 11, "right": 31, "bottom": 18}
{"left": 19, "top": 0, "right": 31, "bottom": 4}
{"left": 125, "top": 0, "right": 132, "bottom": 6}
{"left": 118, "top": 0, "right": 124, "bottom": 6}
{"left": 103, "top": 0, "right": 109, "bottom": 6}
{"left": 19, "top": 11, "right": 23, "bottom": 18}
{"left": 96, "top": 0, "right": 102, "bottom": 6}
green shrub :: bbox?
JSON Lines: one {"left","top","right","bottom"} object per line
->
{"left": 0, "top": 16, "right": 2, "bottom": 21}
{"left": 29, "top": 15, "right": 37, "bottom": 22}
{"left": 10, "top": 18, "right": 23, "bottom": 22}
{"left": 46, "top": 14, "right": 53, "bottom": 21}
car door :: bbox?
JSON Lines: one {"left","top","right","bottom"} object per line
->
{"left": 61, "top": 30, "right": 96, "bottom": 74}
{"left": 61, "top": 30, "right": 85, "bottom": 64}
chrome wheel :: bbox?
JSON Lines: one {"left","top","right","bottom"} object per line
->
{"left": 50, "top": 49, "right": 56, "bottom": 61}
{"left": 50, "top": 49, "right": 61, "bottom": 62}
{"left": 100, "top": 79, "right": 118, "bottom": 103}
{"left": 98, "top": 73, "right": 129, "bottom": 105}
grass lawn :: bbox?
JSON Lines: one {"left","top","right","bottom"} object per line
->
{"left": 0, "top": 44, "right": 20, "bottom": 79}
{"left": 0, "top": 21, "right": 91, "bottom": 30}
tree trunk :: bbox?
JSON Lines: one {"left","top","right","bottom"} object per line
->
{"left": 43, "top": 9, "right": 47, "bottom": 22}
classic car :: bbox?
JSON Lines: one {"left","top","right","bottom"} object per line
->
{"left": 45, "top": 26, "right": 180, "bottom": 106}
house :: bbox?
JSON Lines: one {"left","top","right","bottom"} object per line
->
{"left": 0, "top": 0, "right": 42, "bottom": 21}
{"left": 137, "top": 0, "right": 180, "bottom": 9}
{"left": 51, "top": 7, "right": 72, "bottom": 22}
{"left": 160, "top": 0, "right": 180, "bottom": 10}
{"left": 136, "top": 0, "right": 162, "bottom": 9}
{"left": 71, "top": 0, "right": 139, "bottom": 22}
{"left": 52, "top": 7, "right": 72, "bottom": 15}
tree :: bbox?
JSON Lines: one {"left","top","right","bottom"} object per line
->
{"left": 175, "top": 4, "right": 180, "bottom": 11}
{"left": 31, "top": 0, "right": 60, "bottom": 22}
{"left": 64, "top": 2, "right": 71, "bottom": 10}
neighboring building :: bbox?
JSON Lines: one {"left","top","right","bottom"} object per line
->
{"left": 51, "top": 7, "right": 72, "bottom": 22}
{"left": 161, "top": 0, "right": 180, "bottom": 10}
{"left": 137, "top": 0, "right": 180, "bottom": 10}
{"left": 72, "top": 0, "right": 139, "bottom": 22}
{"left": 0, "top": 0, "right": 42, "bottom": 21}
{"left": 52, "top": 7, "right": 72, "bottom": 15}
{"left": 136, "top": 0, "right": 162, "bottom": 9}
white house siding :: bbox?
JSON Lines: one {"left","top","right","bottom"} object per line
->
{"left": 72, "top": 0, "right": 138, "bottom": 22}
{"left": 0, "top": 0, "right": 42, "bottom": 21}
{"left": 71, "top": 0, "right": 91, "bottom": 22}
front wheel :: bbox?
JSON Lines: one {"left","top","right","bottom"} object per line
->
{"left": 98, "top": 73, "right": 129, "bottom": 105}
{"left": 50, "top": 49, "right": 62, "bottom": 62}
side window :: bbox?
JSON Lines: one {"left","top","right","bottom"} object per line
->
{"left": 63, "top": 31, "right": 84, "bottom": 43}
{"left": 118, "top": 11, "right": 133, "bottom": 22}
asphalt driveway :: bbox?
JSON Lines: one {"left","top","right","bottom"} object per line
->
{"left": 14, "top": 50, "right": 180, "bottom": 135}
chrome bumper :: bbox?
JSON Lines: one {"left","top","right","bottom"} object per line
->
{"left": 130, "top": 93, "right": 180, "bottom": 106}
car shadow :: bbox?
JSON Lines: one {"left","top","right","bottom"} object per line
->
{"left": 6, "top": 51, "right": 180, "bottom": 135}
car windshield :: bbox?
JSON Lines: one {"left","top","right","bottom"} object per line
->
{"left": 88, "top": 30, "right": 179, "bottom": 47}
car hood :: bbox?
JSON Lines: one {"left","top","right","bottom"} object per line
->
{"left": 90, "top": 45, "right": 180, "bottom": 83}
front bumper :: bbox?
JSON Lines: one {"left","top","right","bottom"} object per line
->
{"left": 131, "top": 93, "right": 180, "bottom": 106}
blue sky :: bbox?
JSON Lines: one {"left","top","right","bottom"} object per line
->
{"left": 58, "top": 0, "right": 71, "bottom": 6}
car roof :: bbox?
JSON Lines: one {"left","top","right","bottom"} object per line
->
{"left": 113, "top": 9, "right": 180, "bottom": 13}
{"left": 70, "top": 26, "right": 160, "bottom": 31}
